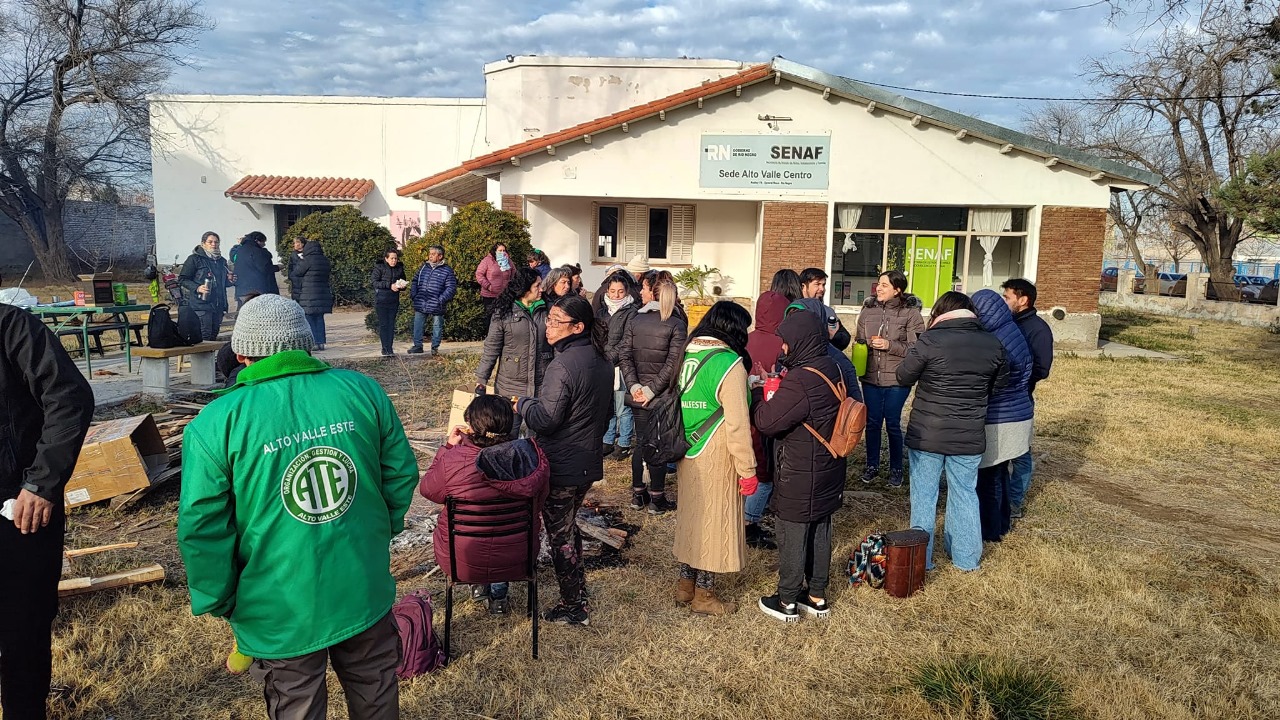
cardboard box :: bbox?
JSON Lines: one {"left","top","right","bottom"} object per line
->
{"left": 447, "top": 387, "right": 494, "bottom": 431}
{"left": 65, "top": 414, "right": 168, "bottom": 508}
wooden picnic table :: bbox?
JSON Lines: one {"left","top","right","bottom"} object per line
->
{"left": 29, "top": 304, "right": 151, "bottom": 374}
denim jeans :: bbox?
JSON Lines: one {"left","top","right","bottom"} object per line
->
{"left": 487, "top": 582, "right": 509, "bottom": 600}
{"left": 744, "top": 480, "right": 773, "bottom": 524}
{"left": 1009, "top": 449, "right": 1033, "bottom": 509}
{"left": 412, "top": 312, "right": 443, "bottom": 350}
{"left": 977, "top": 463, "right": 1011, "bottom": 542}
{"left": 602, "top": 390, "right": 634, "bottom": 448}
{"left": 305, "top": 313, "right": 326, "bottom": 345}
{"left": 863, "top": 384, "right": 910, "bottom": 471}
{"left": 908, "top": 448, "right": 982, "bottom": 571}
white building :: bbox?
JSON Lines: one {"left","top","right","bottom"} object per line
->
{"left": 151, "top": 55, "right": 1157, "bottom": 347}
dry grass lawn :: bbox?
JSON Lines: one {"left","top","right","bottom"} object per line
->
{"left": 47, "top": 308, "right": 1280, "bottom": 719}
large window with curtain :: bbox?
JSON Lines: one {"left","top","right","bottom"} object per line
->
{"left": 830, "top": 204, "right": 1028, "bottom": 307}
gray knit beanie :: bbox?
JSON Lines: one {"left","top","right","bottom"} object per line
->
{"left": 231, "top": 294, "right": 315, "bottom": 357}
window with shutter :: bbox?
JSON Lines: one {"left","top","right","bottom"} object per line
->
{"left": 669, "top": 204, "right": 695, "bottom": 265}
{"left": 622, "top": 203, "right": 648, "bottom": 263}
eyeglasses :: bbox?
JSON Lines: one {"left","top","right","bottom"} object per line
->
{"left": 546, "top": 316, "right": 577, "bottom": 326}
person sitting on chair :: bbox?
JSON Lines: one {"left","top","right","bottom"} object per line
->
{"left": 420, "top": 395, "right": 550, "bottom": 615}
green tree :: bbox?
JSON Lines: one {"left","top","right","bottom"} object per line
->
{"left": 278, "top": 206, "right": 396, "bottom": 306}
{"left": 1218, "top": 148, "right": 1280, "bottom": 235}
{"left": 365, "top": 202, "right": 532, "bottom": 342}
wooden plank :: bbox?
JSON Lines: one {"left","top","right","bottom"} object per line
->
{"left": 64, "top": 542, "right": 139, "bottom": 558}
{"left": 58, "top": 564, "right": 165, "bottom": 597}
{"left": 577, "top": 520, "right": 625, "bottom": 549}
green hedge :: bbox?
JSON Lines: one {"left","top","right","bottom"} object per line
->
{"left": 278, "top": 206, "right": 397, "bottom": 306}
{"left": 364, "top": 202, "right": 532, "bottom": 342}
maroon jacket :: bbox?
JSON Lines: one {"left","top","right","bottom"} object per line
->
{"left": 475, "top": 254, "right": 513, "bottom": 299}
{"left": 746, "top": 291, "right": 788, "bottom": 374}
{"left": 421, "top": 437, "right": 550, "bottom": 583}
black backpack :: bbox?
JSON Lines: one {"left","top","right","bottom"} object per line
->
{"left": 176, "top": 304, "right": 203, "bottom": 346}
{"left": 146, "top": 304, "right": 191, "bottom": 349}
{"left": 643, "top": 349, "right": 729, "bottom": 464}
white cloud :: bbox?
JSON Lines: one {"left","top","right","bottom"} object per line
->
{"left": 165, "top": 0, "right": 1143, "bottom": 126}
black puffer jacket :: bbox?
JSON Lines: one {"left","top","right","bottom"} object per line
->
{"left": 178, "top": 246, "right": 232, "bottom": 313}
{"left": 231, "top": 240, "right": 279, "bottom": 297}
{"left": 594, "top": 301, "right": 638, "bottom": 367}
{"left": 476, "top": 302, "right": 552, "bottom": 397}
{"left": 292, "top": 242, "right": 334, "bottom": 314}
{"left": 752, "top": 311, "right": 846, "bottom": 523}
{"left": 370, "top": 261, "right": 406, "bottom": 308}
{"left": 0, "top": 304, "right": 95, "bottom": 502}
{"left": 619, "top": 304, "right": 687, "bottom": 406}
{"left": 517, "top": 334, "right": 613, "bottom": 487}
{"left": 895, "top": 315, "right": 1009, "bottom": 456}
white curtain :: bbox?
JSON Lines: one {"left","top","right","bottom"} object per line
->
{"left": 971, "top": 209, "right": 1012, "bottom": 287}
{"left": 838, "top": 204, "right": 863, "bottom": 253}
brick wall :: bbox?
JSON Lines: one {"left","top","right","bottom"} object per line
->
{"left": 1037, "top": 206, "right": 1106, "bottom": 313}
{"left": 1, "top": 200, "right": 153, "bottom": 275}
{"left": 501, "top": 194, "right": 524, "bottom": 219}
{"left": 760, "top": 201, "right": 828, "bottom": 291}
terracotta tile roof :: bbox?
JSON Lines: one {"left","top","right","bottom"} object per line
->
{"left": 396, "top": 63, "right": 773, "bottom": 197}
{"left": 226, "top": 175, "right": 375, "bottom": 203}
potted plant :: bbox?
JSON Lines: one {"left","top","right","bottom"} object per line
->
{"left": 674, "top": 264, "right": 720, "bottom": 327}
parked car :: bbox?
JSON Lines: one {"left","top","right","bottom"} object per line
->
{"left": 1157, "top": 272, "right": 1187, "bottom": 297}
{"left": 1241, "top": 276, "right": 1272, "bottom": 302}
{"left": 1100, "top": 267, "right": 1146, "bottom": 293}
{"left": 1206, "top": 275, "right": 1252, "bottom": 301}
{"left": 1257, "top": 279, "right": 1279, "bottom": 305}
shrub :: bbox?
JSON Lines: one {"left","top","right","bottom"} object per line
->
{"left": 910, "top": 656, "right": 1078, "bottom": 720}
{"left": 364, "top": 202, "right": 531, "bottom": 342}
{"left": 278, "top": 206, "right": 397, "bottom": 307}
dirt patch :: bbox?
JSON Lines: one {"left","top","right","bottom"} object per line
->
{"left": 1065, "top": 462, "right": 1280, "bottom": 562}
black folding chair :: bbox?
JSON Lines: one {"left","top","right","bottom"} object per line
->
{"left": 443, "top": 496, "right": 540, "bottom": 659}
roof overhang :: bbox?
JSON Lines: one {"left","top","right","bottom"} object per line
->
{"left": 226, "top": 175, "right": 375, "bottom": 205}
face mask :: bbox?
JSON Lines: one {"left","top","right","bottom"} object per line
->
{"left": 496, "top": 250, "right": 507, "bottom": 261}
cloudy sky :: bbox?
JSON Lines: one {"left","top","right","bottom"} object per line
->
{"left": 170, "top": 0, "right": 1154, "bottom": 128}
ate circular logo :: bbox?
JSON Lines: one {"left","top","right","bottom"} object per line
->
{"left": 280, "top": 446, "right": 358, "bottom": 524}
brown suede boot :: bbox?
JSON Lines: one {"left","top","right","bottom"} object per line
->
{"left": 691, "top": 587, "right": 737, "bottom": 616}
{"left": 675, "top": 578, "right": 695, "bottom": 604}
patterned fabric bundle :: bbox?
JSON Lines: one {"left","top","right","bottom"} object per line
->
{"left": 848, "top": 533, "right": 887, "bottom": 588}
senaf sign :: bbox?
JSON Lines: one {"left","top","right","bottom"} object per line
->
{"left": 699, "top": 134, "right": 830, "bottom": 190}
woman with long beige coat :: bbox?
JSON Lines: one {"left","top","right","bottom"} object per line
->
{"left": 673, "top": 302, "right": 758, "bottom": 616}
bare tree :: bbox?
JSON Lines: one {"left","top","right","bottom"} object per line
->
{"left": 0, "top": 0, "right": 209, "bottom": 281}
{"left": 1086, "top": 3, "right": 1280, "bottom": 299}
{"left": 1143, "top": 215, "right": 1199, "bottom": 270}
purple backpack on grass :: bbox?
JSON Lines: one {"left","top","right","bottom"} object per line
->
{"left": 393, "top": 590, "right": 447, "bottom": 678}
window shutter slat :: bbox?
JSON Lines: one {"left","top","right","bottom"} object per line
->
{"left": 591, "top": 202, "right": 600, "bottom": 259}
{"left": 623, "top": 203, "right": 648, "bottom": 262}
{"left": 670, "top": 204, "right": 695, "bottom": 264}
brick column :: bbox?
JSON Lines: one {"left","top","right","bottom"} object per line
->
{"left": 1036, "top": 206, "right": 1107, "bottom": 312}
{"left": 759, "top": 202, "right": 828, "bottom": 292}
{"left": 501, "top": 194, "right": 525, "bottom": 219}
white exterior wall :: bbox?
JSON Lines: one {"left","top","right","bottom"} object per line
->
{"left": 499, "top": 82, "right": 1113, "bottom": 209}
{"left": 150, "top": 95, "right": 485, "bottom": 263}
{"left": 482, "top": 57, "right": 746, "bottom": 149}
{"left": 525, "top": 197, "right": 759, "bottom": 294}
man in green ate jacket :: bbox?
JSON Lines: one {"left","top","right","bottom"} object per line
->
{"left": 178, "top": 294, "right": 418, "bottom": 720}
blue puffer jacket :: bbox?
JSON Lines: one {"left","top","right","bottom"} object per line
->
{"left": 971, "top": 289, "right": 1032, "bottom": 424}
{"left": 410, "top": 262, "right": 458, "bottom": 315}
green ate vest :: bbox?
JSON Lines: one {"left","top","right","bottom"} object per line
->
{"left": 679, "top": 346, "right": 746, "bottom": 458}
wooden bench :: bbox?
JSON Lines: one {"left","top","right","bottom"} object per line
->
{"left": 133, "top": 341, "right": 226, "bottom": 397}
{"left": 56, "top": 321, "right": 145, "bottom": 357}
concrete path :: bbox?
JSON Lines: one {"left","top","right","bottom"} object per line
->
{"left": 74, "top": 309, "right": 482, "bottom": 407}
{"left": 1058, "top": 340, "right": 1182, "bottom": 361}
